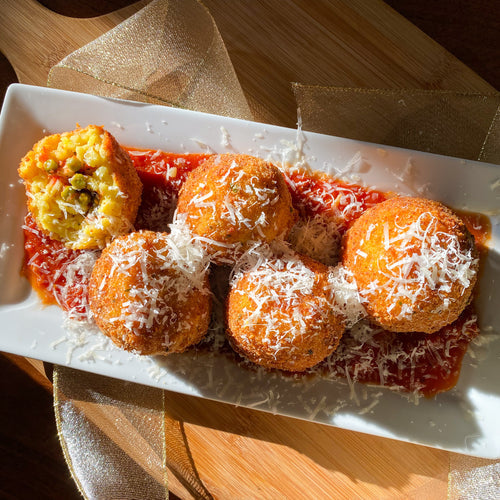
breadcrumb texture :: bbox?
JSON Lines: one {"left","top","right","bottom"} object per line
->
{"left": 176, "top": 154, "right": 297, "bottom": 264}
{"left": 227, "top": 251, "right": 345, "bottom": 372}
{"left": 89, "top": 230, "right": 211, "bottom": 355}
{"left": 19, "top": 125, "right": 142, "bottom": 249}
{"left": 342, "top": 196, "right": 479, "bottom": 333}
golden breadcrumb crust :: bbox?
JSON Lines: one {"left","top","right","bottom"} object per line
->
{"left": 227, "top": 253, "right": 345, "bottom": 372}
{"left": 176, "top": 154, "right": 297, "bottom": 264}
{"left": 342, "top": 196, "right": 478, "bottom": 333}
{"left": 89, "top": 230, "right": 211, "bottom": 355}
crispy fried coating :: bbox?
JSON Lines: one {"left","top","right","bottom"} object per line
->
{"left": 342, "top": 196, "right": 479, "bottom": 333}
{"left": 226, "top": 250, "right": 345, "bottom": 372}
{"left": 89, "top": 230, "right": 211, "bottom": 355}
{"left": 176, "top": 154, "right": 297, "bottom": 264}
{"left": 19, "top": 125, "right": 142, "bottom": 249}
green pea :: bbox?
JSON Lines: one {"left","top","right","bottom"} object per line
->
{"left": 61, "top": 186, "right": 76, "bottom": 201}
{"left": 70, "top": 173, "right": 87, "bottom": 190}
{"left": 44, "top": 159, "right": 58, "bottom": 172}
{"left": 78, "top": 191, "right": 92, "bottom": 208}
{"left": 66, "top": 156, "right": 82, "bottom": 172}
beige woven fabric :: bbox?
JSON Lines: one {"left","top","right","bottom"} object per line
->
{"left": 293, "top": 82, "right": 500, "bottom": 500}
{"left": 48, "top": 0, "right": 252, "bottom": 119}
{"left": 50, "top": 0, "right": 249, "bottom": 498}
{"left": 293, "top": 84, "right": 500, "bottom": 163}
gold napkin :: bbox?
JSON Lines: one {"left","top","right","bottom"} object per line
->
{"left": 48, "top": 0, "right": 251, "bottom": 119}
{"left": 54, "top": 368, "right": 167, "bottom": 499}
{"left": 293, "top": 84, "right": 500, "bottom": 163}
{"left": 46, "top": 0, "right": 500, "bottom": 498}
{"left": 448, "top": 454, "right": 500, "bottom": 499}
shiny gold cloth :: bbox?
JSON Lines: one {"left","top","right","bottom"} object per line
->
{"left": 55, "top": 367, "right": 213, "bottom": 499}
{"left": 48, "top": 0, "right": 499, "bottom": 498}
{"left": 50, "top": 0, "right": 250, "bottom": 497}
{"left": 54, "top": 368, "right": 167, "bottom": 499}
{"left": 293, "top": 84, "right": 500, "bottom": 163}
{"left": 448, "top": 454, "right": 500, "bottom": 499}
{"left": 48, "top": 0, "right": 252, "bottom": 119}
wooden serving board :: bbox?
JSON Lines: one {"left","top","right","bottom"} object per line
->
{"left": 1, "top": 1, "right": 495, "bottom": 498}
{"left": 1, "top": 0, "right": 495, "bottom": 127}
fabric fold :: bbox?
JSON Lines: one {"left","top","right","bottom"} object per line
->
{"left": 48, "top": 0, "right": 252, "bottom": 119}
{"left": 293, "top": 83, "right": 500, "bottom": 163}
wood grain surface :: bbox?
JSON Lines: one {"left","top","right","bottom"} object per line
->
{"left": 0, "top": 1, "right": 498, "bottom": 499}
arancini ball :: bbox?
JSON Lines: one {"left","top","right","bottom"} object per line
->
{"left": 19, "top": 125, "right": 142, "bottom": 249}
{"left": 89, "top": 229, "right": 211, "bottom": 355}
{"left": 226, "top": 248, "right": 345, "bottom": 372}
{"left": 342, "top": 196, "right": 479, "bottom": 333}
{"left": 176, "top": 154, "right": 297, "bottom": 264}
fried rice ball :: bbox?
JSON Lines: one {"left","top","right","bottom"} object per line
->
{"left": 89, "top": 230, "right": 211, "bottom": 355}
{"left": 226, "top": 249, "right": 345, "bottom": 372}
{"left": 342, "top": 196, "right": 479, "bottom": 333}
{"left": 19, "top": 125, "right": 142, "bottom": 250}
{"left": 176, "top": 154, "right": 297, "bottom": 264}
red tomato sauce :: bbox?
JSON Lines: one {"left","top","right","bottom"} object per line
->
{"left": 23, "top": 149, "right": 489, "bottom": 397}
{"left": 126, "top": 148, "right": 210, "bottom": 231}
{"left": 284, "top": 169, "right": 389, "bottom": 231}
{"left": 457, "top": 210, "right": 491, "bottom": 252}
{"left": 23, "top": 214, "right": 90, "bottom": 316}
{"left": 322, "top": 308, "right": 479, "bottom": 397}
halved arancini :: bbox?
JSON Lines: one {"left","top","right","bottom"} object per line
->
{"left": 19, "top": 125, "right": 142, "bottom": 249}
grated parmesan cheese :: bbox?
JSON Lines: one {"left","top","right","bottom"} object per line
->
{"left": 361, "top": 211, "right": 478, "bottom": 320}
{"left": 287, "top": 213, "right": 342, "bottom": 265}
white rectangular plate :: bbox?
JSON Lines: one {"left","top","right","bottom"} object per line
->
{"left": 1, "top": 84, "right": 499, "bottom": 458}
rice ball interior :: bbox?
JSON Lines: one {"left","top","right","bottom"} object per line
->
{"left": 19, "top": 125, "right": 142, "bottom": 249}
